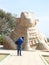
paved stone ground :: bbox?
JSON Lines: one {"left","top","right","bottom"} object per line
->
{"left": 0, "top": 45, "right": 49, "bottom": 65}
{"left": 0, "top": 50, "right": 49, "bottom": 65}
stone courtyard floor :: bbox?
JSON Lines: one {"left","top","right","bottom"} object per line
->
{"left": 0, "top": 45, "right": 49, "bottom": 65}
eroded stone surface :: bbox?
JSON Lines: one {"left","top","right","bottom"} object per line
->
{"left": 3, "top": 35, "right": 16, "bottom": 50}
{"left": 10, "top": 12, "right": 49, "bottom": 50}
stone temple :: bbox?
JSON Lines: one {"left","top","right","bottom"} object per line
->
{"left": 10, "top": 12, "right": 49, "bottom": 50}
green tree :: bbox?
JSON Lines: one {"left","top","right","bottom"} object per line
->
{"left": 47, "top": 38, "right": 49, "bottom": 42}
{"left": 0, "top": 9, "right": 5, "bottom": 18}
{"left": 0, "top": 9, "right": 16, "bottom": 35}
{"left": 0, "top": 34, "right": 3, "bottom": 44}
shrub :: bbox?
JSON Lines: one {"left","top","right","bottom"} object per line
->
{"left": 47, "top": 38, "right": 49, "bottom": 42}
{"left": 0, "top": 34, "right": 3, "bottom": 44}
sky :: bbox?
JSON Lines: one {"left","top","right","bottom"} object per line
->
{"left": 0, "top": 0, "right": 49, "bottom": 37}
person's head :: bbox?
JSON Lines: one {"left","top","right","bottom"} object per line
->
{"left": 22, "top": 37, "right": 24, "bottom": 40}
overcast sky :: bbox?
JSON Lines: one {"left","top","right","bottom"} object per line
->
{"left": 0, "top": 0, "right": 49, "bottom": 37}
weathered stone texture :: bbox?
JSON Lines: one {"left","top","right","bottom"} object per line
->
{"left": 3, "top": 35, "right": 16, "bottom": 50}
{"left": 11, "top": 12, "right": 49, "bottom": 50}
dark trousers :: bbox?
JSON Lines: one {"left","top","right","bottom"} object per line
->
{"left": 17, "top": 45, "right": 22, "bottom": 56}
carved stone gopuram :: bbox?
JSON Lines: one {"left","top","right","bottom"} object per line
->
{"left": 11, "top": 12, "right": 49, "bottom": 50}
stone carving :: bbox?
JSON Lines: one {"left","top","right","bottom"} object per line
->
{"left": 3, "top": 35, "right": 16, "bottom": 50}
{"left": 10, "top": 12, "right": 49, "bottom": 50}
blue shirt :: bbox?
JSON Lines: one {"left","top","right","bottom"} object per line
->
{"left": 17, "top": 37, "right": 24, "bottom": 45}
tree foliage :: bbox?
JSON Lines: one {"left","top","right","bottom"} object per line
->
{"left": 47, "top": 38, "right": 49, "bottom": 42}
{"left": 0, "top": 34, "right": 3, "bottom": 44}
{"left": 0, "top": 9, "right": 16, "bottom": 35}
{"left": 0, "top": 10, "right": 5, "bottom": 18}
